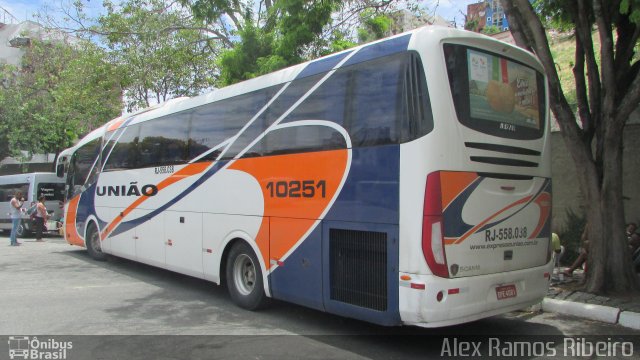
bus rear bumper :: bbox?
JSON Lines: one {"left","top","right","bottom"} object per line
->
{"left": 399, "top": 261, "right": 553, "bottom": 328}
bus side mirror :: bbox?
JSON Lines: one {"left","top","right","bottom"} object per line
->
{"left": 56, "top": 164, "right": 65, "bottom": 178}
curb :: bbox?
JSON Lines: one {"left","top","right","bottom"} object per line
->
{"left": 541, "top": 298, "right": 620, "bottom": 324}
{"left": 619, "top": 311, "right": 640, "bottom": 330}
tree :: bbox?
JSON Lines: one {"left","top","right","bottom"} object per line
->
{"left": 213, "top": 0, "right": 345, "bottom": 85}
{"left": 182, "top": 0, "right": 410, "bottom": 85}
{"left": 357, "top": 10, "right": 394, "bottom": 43}
{"left": 0, "top": 39, "right": 122, "bottom": 160}
{"left": 481, "top": 25, "right": 501, "bottom": 34}
{"left": 500, "top": 0, "right": 640, "bottom": 293}
{"left": 98, "top": 0, "right": 219, "bottom": 110}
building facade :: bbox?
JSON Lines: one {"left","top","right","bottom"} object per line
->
{"left": 466, "top": 1, "right": 510, "bottom": 32}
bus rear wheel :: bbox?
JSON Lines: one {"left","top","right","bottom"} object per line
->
{"left": 226, "top": 242, "right": 268, "bottom": 310}
{"left": 86, "top": 223, "right": 107, "bottom": 261}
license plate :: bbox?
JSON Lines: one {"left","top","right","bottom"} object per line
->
{"left": 496, "top": 284, "right": 517, "bottom": 300}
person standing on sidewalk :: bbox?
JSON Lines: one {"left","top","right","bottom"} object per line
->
{"left": 9, "top": 191, "right": 25, "bottom": 246}
{"left": 34, "top": 195, "right": 49, "bottom": 242}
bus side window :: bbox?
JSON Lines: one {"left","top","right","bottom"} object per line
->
{"left": 139, "top": 113, "right": 190, "bottom": 168}
{"left": 220, "top": 86, "right": 281, "bottom": 160}
{"left": 400, "top": 53, "right": 433, "bottom": 142}
{"left": 102, "top": 125, "right": 140, "bottom": 171}
{"left": 189, "top": 94, "right": 248, "bottom": 161}
{"left": 260, "top": 125, "right": 347, "bottom": 156}
{"left": 345, "top": 55, "right": 406, "bottom": 147}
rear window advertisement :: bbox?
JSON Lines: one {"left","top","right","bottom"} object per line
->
{"left": 467, "top": 49, "right": 540, "bottom": 130}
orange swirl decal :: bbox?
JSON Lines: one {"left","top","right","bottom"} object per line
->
{"left": 230, "top": 149, "right": 349, "bottom": 269}
{"left": 65, "top": 195, "right": 84, "bottom": 247}
{"left": 445, "top": 195, "right": 533, "bottom": 245}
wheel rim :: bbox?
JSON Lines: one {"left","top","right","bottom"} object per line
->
{"left": 233, "top": 254, "right": 256, "bottom": 296}
{"left": 16, "top": 224, "right": 24, "bottom": 237}
{"left": 90, "top": 229, "right": 102, "bottom": 253}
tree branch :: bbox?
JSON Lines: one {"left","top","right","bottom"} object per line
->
{"left": 592, "top": 0, "right": 617, "bottom": 123}
{"left": 501, "top": 0, "right": 580, "bottom": 139}
{"left": 615, "top": 69, "right": 640, "bottom": 125}
{"left": 573, "top": 39, "right": 593, "bottom": 134}
{"left": 573, "top": 1, "right": 600, "bottom": 138}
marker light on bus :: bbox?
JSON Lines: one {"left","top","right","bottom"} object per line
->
{"left": 422, "top": 172, "right": 449, "bottom": 278}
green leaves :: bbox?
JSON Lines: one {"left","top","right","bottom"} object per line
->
{"left": 620, "top": 0, "right": 640, "bottom": 24}
{"left": 97, "top": 0, "right": 219, "bottom": 110}
{"left": 0, "top": 40, "right": 121, "bottom": 160}
{"left": 215, "top": 0, "right": 343, "bottom": 85}
{"left": 358, "top": 10, "right": 393, "bottom": 43}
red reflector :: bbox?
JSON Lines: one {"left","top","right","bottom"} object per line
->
{"left": 410, "top": 283, "right": 425, "bottom": 290}
{"left": 448, "top": 288, "right": 460, "bottom": 295}
{"left": 544, "top": 272, "right": 550, "bottom": 279}
{"left": 277, "top": 260, "right": 284, "bottom": 266}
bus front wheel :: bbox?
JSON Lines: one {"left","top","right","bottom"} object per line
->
{"left": 226, "top": 242, "right": 268, "bottom": 310}
{"left": 86, "top": 223, "right": 107, "bottom": 261}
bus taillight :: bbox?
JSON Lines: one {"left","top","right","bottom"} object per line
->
{"left": 422, "top": 172, "right": 449, "bottom": 278}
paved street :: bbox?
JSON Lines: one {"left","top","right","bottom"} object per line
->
{"left": 1, "top": 234, "right": 639, "bottom": 359}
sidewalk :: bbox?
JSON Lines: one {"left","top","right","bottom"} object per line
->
{"left": 539, "top": 268, "right": 640, "bottom": 330}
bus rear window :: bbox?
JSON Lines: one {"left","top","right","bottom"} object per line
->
{"left": 444, "top": 44, "right": 545, "bottom": 139}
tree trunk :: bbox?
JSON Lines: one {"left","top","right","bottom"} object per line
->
{"left": 501, "top": 0, "right": 640, "bottom": 294}
{"left": 584, "top": 123, "right": 638, "bottom": 293}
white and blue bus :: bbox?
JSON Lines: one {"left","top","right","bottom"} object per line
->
{"left": 59, "top": 26, "right": 552, "bottom": 327}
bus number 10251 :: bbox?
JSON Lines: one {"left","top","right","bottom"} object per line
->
{"left": 266, "top": 180, "right": 326, "bottom": 198}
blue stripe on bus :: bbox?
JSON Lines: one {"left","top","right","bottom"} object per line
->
{"left": 269, "top": 225, "right": 324, "bottom": 311}
{"left": 270, "top": 145, "right": 401, "bottom": 325}
{"left": 343, "top": 34, "right": 412, "bottom": 67}
{"left": 324, "top": 145, "right": 400, "bottom": 224}
{"left": 111, "top": 162, "right": 225, "bottom": 236}
{"left": 294, "top": 51, "right": 353, "bottom": 80}
{"left": 75, "top": 183, "right": 107, "bottom": 237}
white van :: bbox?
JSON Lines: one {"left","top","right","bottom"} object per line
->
{"left": 0, "top": 173, "right": 65, "bottom": 237}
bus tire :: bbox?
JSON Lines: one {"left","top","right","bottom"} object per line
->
{"left": 226, "top": 242, "right": 268, "bottom": 310}
{"left": 85, "top": 223, "right": 107, "bottom": 261}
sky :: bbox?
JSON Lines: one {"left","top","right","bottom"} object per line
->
{"left": 1, "top": 0, "right": 480, "bottom": 27}
{"left": 425, "top": 0, "right": 479, "bottom": 27}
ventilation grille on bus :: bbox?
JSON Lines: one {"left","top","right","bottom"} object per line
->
{"left": 465, "top": 142, "right": 540, "bottom": 167}
{"left": 330, "top": 229, "right": 387, "bottom": 311}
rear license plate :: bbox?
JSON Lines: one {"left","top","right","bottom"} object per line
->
{"left": 496, "top": 284, "right": 517, "bottom": 300}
